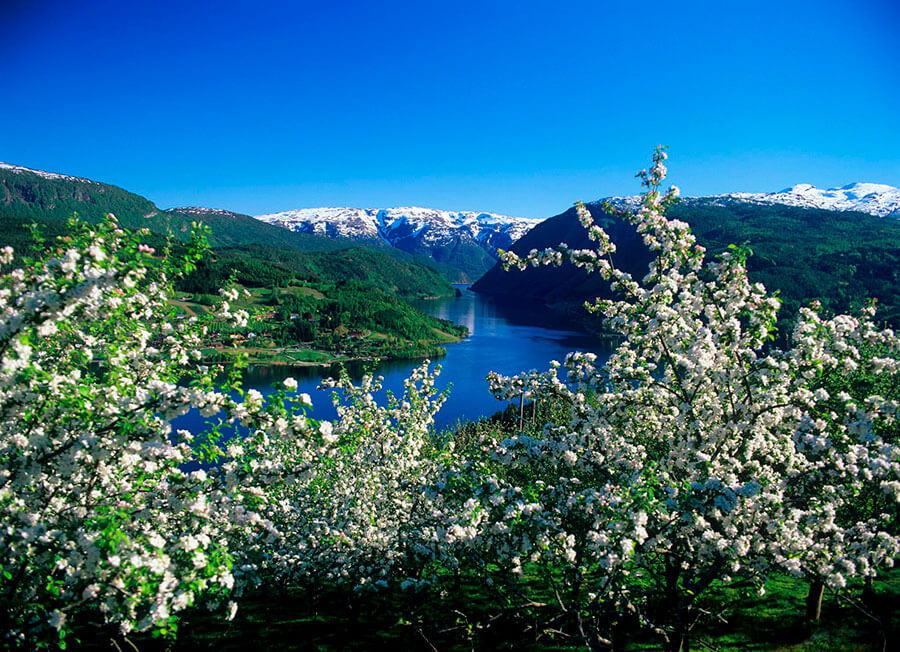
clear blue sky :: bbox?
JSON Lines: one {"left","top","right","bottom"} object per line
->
{"left": 2, "top": 0, "right": 898, "bottom": 219}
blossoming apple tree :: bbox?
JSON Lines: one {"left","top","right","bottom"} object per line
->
{"left": 475, "top": 147, "right": 900, "bottom": 650}
{"left": 215, "top": 362, "right": 453, "bottom": 594}
{"left": 0, "top": 217, "right": 250, "bottom": 643}
{"left": 0, "top": 217, "right": 332, "bottom": 645}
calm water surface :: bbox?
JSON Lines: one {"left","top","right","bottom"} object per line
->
{"left": 180, "top": 286, "right": 613, "bottom": 433}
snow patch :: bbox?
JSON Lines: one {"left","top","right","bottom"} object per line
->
{"left": 0, "top": 162, "right": 96, "bottom": 184}
{"left": 717, "top": 182, "right": 900, "bottom": 217}
{"left": 167, "top": 206, "right": 242, "bottom": 217}
{"left": 255, "top": 206, "right": 543, "bottom": 254}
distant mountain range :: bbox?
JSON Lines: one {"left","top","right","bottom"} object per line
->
{"left": 251, "top": 183, "right": 900, "bottom": 280}
{"left": 599, "top": 182, "right": 900, "bottom": 217}
{"left": 715, "top": 182, "right": 900, "bottom": 217}
{"left": 0, "top": 163, "right": 541, "bottom": 281}
{"left": 255, "top": 206, "right": 543, "bottom": 281}
{"left": 4, "top": 158, "right": 900, "bottom": 303}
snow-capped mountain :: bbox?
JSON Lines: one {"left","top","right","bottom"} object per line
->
{"left": 0, "top": 162, "right": 97, "bottom": 184}
{"left": 255, "top": 206, "right": 542, "bottom": 282}
{"left": 715, "top": 182, "right": 900, "bottom": 217}
{"left": 597, "top": 182, "right": 900, "bottom": 218}
{"left": 255, "top": 206, "right": 541, "bottom": 253}
{"left": 167, "top": 206, "right": 244, "bottom": 219}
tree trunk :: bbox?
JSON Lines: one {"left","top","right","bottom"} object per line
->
{"left": 663, "top": 557, "right": 690, "bottom": 652}
{"left": 519, "top": 393, "right": 525, "bottom": 432}
{"left": 664, "top": 627, "right": 690, "bottom": 652}
{"left": 862, "top": 576, "right": 875, "bottom": 605}
{"left": 806, "top": 580, "right": 825, "bottom": 622}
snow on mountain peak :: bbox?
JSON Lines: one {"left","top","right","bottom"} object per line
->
{"left": 718, "top": 182, "right": 900, "bottom": 217}
{"left": 778, "top": 183, "right": 815, "bottom": 194}
{"left": 255, "top": 206, "right": 542, "bottom": 252}
{"left": 0, "top": 162, "right": 96, "bottom": 184}
{"left": 167, "top": 206, "right": 245, "bottom": 218}
{"left": 835, "top": 182, "right": 898, "bottom": 198}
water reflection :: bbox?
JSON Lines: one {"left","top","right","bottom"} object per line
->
{"left": 178, "top": 286, "right": 613, "bottom": 435}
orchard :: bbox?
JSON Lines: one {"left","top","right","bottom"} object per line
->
{"left": 1, "top": 151, "right": 897, "bottom": 650}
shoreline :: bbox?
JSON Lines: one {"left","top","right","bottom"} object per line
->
{"left": 211, "top": 336, "right": 465, "bottom": 369}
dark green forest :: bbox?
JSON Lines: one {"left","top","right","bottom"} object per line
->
{"left": 474, "top": 198, "right": 900, "bottom": 332}
{"left": 178, "top": 243, "right": 456, "bottom": 300}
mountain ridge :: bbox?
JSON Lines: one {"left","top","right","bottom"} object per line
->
{"left": 0, "top": 163, "right": 349, "bottom": 253}
{"left": 713, "top": 182, "right": 900, "bottom": 217}
{"left": 473, "top": 198, "right": 900, "bottom": 331}
{"left": 256, "top": 206, "right": 543, "bottom": 281}
{"left": 585, "top": 182, "right": 900, "bottom": 219}
{"left": 0, "top": 163, "right": 459, "bottom": 302}
{"left": 0, "top": 162, "right": 98, "bottom": 185}
{"left": 256, "top": 206, "right": 540, "bottom": 248}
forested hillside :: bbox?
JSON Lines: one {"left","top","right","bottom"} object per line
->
{"left": 0, "top": 165, "right": 345, "bottom": 251}
{"left": 178, "top": 244, "right": 456, "bottom": 300}
{"left": 1, "top": 164, "right": 459, "bottom": 295}
{"left": 0, "top": 164, "right": 463, "bottom": 364}
{"left": 474, "top": 198, "right": 900, "bottom": 328}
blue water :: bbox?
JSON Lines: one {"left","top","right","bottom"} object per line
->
{"left": 177, "top": 286, "right": 612, "bottom": 434}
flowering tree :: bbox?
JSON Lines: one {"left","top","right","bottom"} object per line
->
{"left": 0, "top": 218, "right": 248, "bottom": 644}
{"left": 473, "top": 148, "right": 900, "bottom": 650}
{"left": 775, "top": 303, "right": 900, "bottom": 620}
{"left": 233, "top": 363, "right": 453, "bottom": 592}
{"left": 0, "top": 214, "right": 457, "bottom": 645}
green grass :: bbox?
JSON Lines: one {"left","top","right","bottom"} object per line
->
{"left": 72, "top": 568, "right": 898, "bottom": 651}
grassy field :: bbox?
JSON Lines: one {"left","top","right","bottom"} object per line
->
{"left": 71, "top": 568, "right": 899, "bottom": 651}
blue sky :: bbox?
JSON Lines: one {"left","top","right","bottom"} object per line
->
{"left": 3, "top": 0, "right": 899, "bottom": 218}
